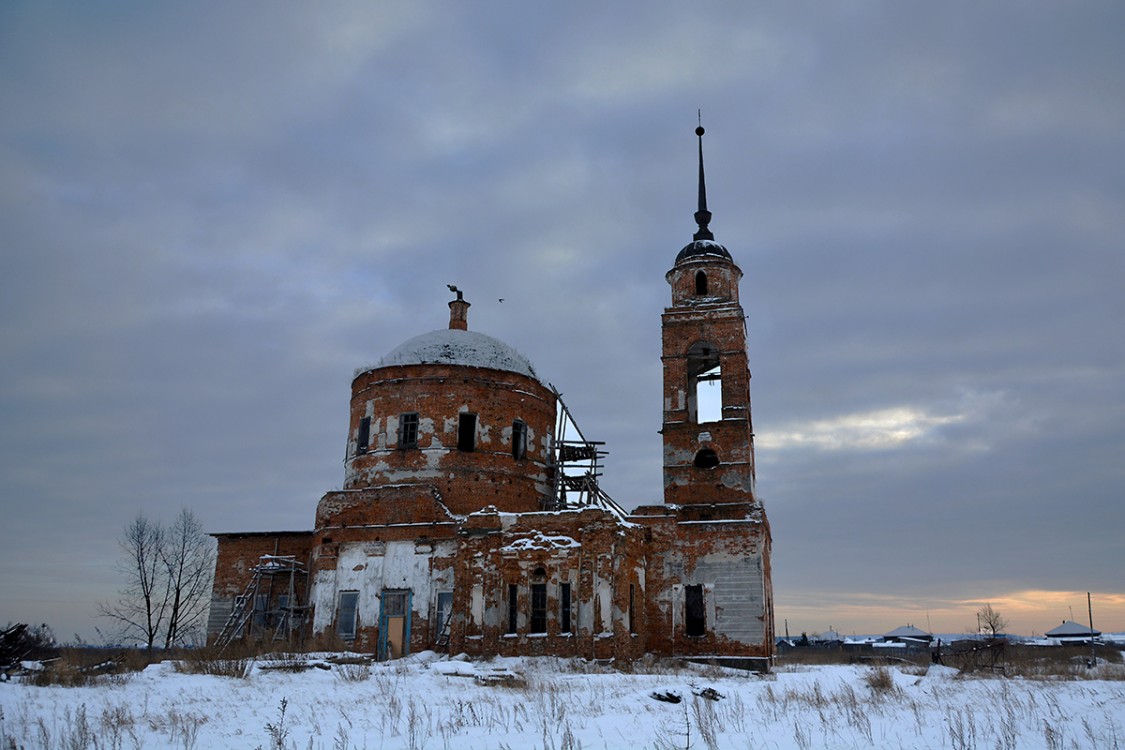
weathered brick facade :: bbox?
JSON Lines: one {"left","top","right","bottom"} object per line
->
{"left": 210, "top": 130, "right": 774, "bottom": 668}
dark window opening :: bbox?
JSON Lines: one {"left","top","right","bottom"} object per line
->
{"left": 458, "top": 413, "right": 477, "bottom": 452}
{"left": 337, "top": 591, "right": 359, "bottom": 640}
{"left": 685, "top": 584, "right": 705, "bottom": 637}
{"left": 434, "top": 592, "right": 452, "bottom": 641}
{"left": 398, "top": 412, "right": 419, "bottom": 449}
{"left": 695, "top": 270, "right": 708, "bottom": 295}
{"left": 530, "top": 583, "right": 547, "bottom": 633}
{"left": 693, "top": 448, "right": 720, "bottom": 469}
{"left": 357, "top": 417, "right": 371, "bottom": 453}
{"left": 511, "top": 420, "right": 527, "bottom": 460}
{"left": 629, "top": 583, "right": 637, "bottom": 635}
{"left": 560, "top": 583, "right": 572, "bottom": 633}
{"left": 686, "top": 342, "right": 722, "bottom": 424}
{"left": 507, "top": 583, "right": 518, "bottom": 634}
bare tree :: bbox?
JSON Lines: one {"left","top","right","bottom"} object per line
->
{"left": 161, "top": 508, "right": 215, "bottom": 648}
{"left": 100, "top": 509, "right": 215, "bottom": 654}
{"left": 99, "top": 514, "right": 169, "bottom": 656}
{"left": 977, "top": 603, "right": 1008, "bottom": 638}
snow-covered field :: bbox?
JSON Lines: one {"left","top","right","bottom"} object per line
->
{"left": 3, "top": 652, "right": 1124, "bottom": 749}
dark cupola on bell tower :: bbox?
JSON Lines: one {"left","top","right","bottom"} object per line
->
{"left": 661, "top": 125, "right": 757, "bottom": 507}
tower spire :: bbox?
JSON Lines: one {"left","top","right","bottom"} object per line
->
{"left": 693, "top": 114, "right": 714, "bottom": 242}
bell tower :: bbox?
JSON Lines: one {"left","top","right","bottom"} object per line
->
{"left": 661, "top": 125, "right": 756, "bottom": 506}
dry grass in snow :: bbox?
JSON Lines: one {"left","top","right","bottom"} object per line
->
{"left": 2, "top": 652, "right": 1124, "bottom": 749}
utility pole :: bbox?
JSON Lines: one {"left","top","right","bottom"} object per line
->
{"left": 1088, "top": 592, "right": 1097, "bottom": 668}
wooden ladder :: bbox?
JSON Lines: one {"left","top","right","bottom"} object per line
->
{"left": 214, "top": 572, "right": 262, "bottom": 651}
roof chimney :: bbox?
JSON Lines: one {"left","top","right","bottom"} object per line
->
{"left": 446, "top": 285, "right": 470, "bottom": 330}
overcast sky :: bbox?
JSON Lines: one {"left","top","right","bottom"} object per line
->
{"left": 2, "top": 2, "right": 1123, "bottom": 642}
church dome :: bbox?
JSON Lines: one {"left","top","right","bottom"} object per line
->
{"left": 675, "top": 239, "right": 732, "bottom": 264}
{"left": 370, "top": 328, "right": 541, "bottom": 382}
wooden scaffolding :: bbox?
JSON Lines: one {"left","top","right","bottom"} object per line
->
{"left": 214, "top": 554, "right": 309, "bottom": 652}
{"left": 545, "top": 387, "right": 626, "bottom": 517}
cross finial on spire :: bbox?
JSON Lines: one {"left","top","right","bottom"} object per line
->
{"left": 693, "top": 115, "right": 714, "bottom": 241}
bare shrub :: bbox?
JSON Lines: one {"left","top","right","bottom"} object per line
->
{"left": 263, "top": 698, "right": 291, "bottom": 750}
{"left": 692, "top": 694, "right": 721, "bottom": 750}
{"left": 864, "top": 666, "right": 895, "bottom": 693}
{"left": 335, "top": 661, "right": 371, "bottom": 682}
{"left": 24, "top": 649, "right": 134, "bottom": 687}
{"left": 175, "top": 656, "right": 250, "bottom": 678}
{"left": 173, "top": 643, "right": 252, "bottom": 678}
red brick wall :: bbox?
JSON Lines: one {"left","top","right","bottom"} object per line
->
{"left": 344, "top": 364, "right": 556, "bottom": 515}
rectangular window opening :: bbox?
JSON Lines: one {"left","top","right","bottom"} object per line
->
{"left": 507, "top": 584, "right": 518, "bottom": 634}
{"left": 337, "top": 591, "right": 359, "bottom": 640}
{"left": 357, "top": 417, "right": 371, "bottom": 453}
{"left": 560, "top": 583, "right": 572, "bottom": 633}
{"left": 458, "top": 413, "right": 477, "bottom": 452}
{"left": 629, "top": 583, "right": 637, "bottom": 635}
{"left": 530, "top": 583, "right": 547, "bottom": 634}
{"left": 685, "top": 584, "right": 705, "bottom": 637}
{"left": 511, "top": 420, "right": 527, "bottom": 460}
{"left": 398, "top": 412, "right": 419, "bottom": 449}
{"left": 434, "top": 592, "right": 453, "bottom": 642}
{"left": 382, "top": 590, "right": 408, "bottom": 617}
{"left": 694, "top": 364, "right": 723, "bottom": 423}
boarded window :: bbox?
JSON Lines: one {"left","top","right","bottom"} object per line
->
{"left": 398, "top": 412, "right": 419, "bottom": 449}
{"left": 357, "top": 417, "right": 371, "bottom": 453}
{"left": 530, "top": 583, "right": 547, "bottom": 633}
{"left": 559, "top": 582, "right": 572, "bottom": 633}
{"left": 337, "top": 591, "right": 359, "bottom": 640}
{"left": 685, "top": 585, "right": 705, "bottom": 637}
{"left": 507, "top": 584, "right": 518, "bottom": 634}
{"left": 695, "top": 270, "right": 708, "bottom": 295}
{"left": 458, "top": 413, "right": 477, "bottom": 452}
{"left": 253, "top": 593, "right": 269, "bottom": 629}
{"left": 511, "top": 420, "right": 527, "bottom": 460}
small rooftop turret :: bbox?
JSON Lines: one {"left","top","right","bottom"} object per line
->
{"left": 446, "top": 284, "right": 470, "bottom": 330}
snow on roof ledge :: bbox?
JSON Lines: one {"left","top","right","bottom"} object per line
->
{"left": 501, "top": 531, "right": 581, "bottom": 553}
{"left": 356, "top": 329, "right": 542, "bottom": 382}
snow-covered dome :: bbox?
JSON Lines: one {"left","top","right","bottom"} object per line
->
{"left": 368, "top": 328, "right": 541, "bottom": 381}
{"left": 675, "top": 238, "right": 732, "bottom": 264}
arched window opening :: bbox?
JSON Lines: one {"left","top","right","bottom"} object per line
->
{"left": 686, "top": 342, "right": 722, "bottom": 424}
{"left": 695, "top": 270, "right": 708, "bottom": 295}
{"left": 694, "top": 448, "right": 719, "bottom": 469}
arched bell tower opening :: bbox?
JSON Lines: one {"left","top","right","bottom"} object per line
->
{"left": 686, "top": 341, "right": 722, "bottom": 424}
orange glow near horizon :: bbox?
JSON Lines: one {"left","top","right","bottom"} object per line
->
{"left": 776, "top": 589, "right": 1125, "bottom": 638}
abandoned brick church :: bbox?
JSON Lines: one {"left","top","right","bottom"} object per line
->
{"left": 208, "top": 128, "right": 775, "bottom": 668}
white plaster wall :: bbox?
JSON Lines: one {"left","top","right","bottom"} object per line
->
{"left": 596, "top": 554, "right": 612, "bottom": 634}
{"left": 310, "top": 540, "right": 444, "bottom": 634}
